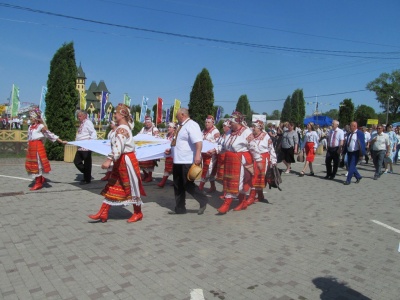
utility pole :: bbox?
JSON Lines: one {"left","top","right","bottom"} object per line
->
{"left": 386, "top": 96, "right": 393, "bottom": 125}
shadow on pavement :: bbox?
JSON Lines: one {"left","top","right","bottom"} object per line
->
{"left": 312, "top": 276, "right": 371, "bottom": 300}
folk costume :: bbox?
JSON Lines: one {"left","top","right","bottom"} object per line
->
{"left": 138, "top": 116, "right": 160, "bottom": 182}
{"left": 247, "top": 120, "right": 277, "bottom": 204}
{"left": 299, "top": 123, "right": 319, "bottom": 177}
{"left": 89, "top": 104, "right": 146, "bottom": 223}
{"left": 101, "top": 121, "right": 117, "bottom": 181}
{"left": 25, "top": 108, "right": 64, "bottom": 191}
{"left": 157, "top": 122, "right": 176, "bottom": 188}
{"left": 199, "top": 115, "right": 220, "bottom": 193}
{"left": 217, "top": 112, "right": 262, "bottom": 214}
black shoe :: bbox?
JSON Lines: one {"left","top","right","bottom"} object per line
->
{"left": 329, "top": 175, "right": 335, "bottom": 180}
{"left": 373, "top": 175, "right": 378, "bottom": 180}
{"left": 197, "top": 204, "right": 207, "bottom": 215}
{"left": 355, "top": 177, "right": 362, "bottom": 184}
{"left": 324, "top": 175, "right": 330, "bottom": 179}
{"left": 343, "top": 181, "right": 351, "bottom": 185}
{"left": 79, "top": 180, "right": 91, "bottom": 185}
{"left": 307, "top": 172, "right": 315, "bottom": 176}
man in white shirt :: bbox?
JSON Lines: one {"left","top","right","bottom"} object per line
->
{"left": 325, "top": 120, "right": 344, "bottom": 180}
{"left": 165, "top": 108, "right": 208, "bottom": 215}
{"left": 362, "top": 126, "right": 371, "bottom": 164}
{"left": 73, "top": 111, "right": 97, "bottom": 184}
{"left": 370, "top": 124, "right": 390, "bottom": 180}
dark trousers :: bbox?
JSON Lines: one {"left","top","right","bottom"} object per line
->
{"left": 74, "top": 150, "right": 92, "bottom": 183}
{"left": 173, "top": 163, "right": 208, "bottom": 213}
{"left": 346, "top": 151, "right": 361, "bottom": 182}
{"left": 325, "top": 147, "right": 340, "bottom": 177}
{"left": 372, "top": 150, "right": 385, "bottom": 176}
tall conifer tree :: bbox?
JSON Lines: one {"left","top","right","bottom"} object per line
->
{"left": 189, "top": 68, "right": 215, "bottom": 128}
{"left": 281, "top": 95, "right": 292, "bottom": 122}
{"left": 338, "top": 98, "right": 355, "bottom": 127}
{"left": 235, "top": 95, "right": 252, "bottom": 124}
{"left": 291, "top": 89, "right": 305, "bottom": 125}
{"left": 45, "top": 42, "right": 79, "bottom": 160}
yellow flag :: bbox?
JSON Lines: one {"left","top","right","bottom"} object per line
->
{"left": 80, "top": 91, "right": 87, "bottom": 110}
{"left": 172, "top": 99, "right": 181, "bottom": 123}
{"left": 136, "top": 112, "right": 140, "bottom": 122}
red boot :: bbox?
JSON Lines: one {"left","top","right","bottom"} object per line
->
{"left": 207, "top": 181, "right": 216, "bottom": 193}
{"left": 246, "top": 189, "right": 257, "bottom": 206}
{"left": 127, "top": 204, "right": 143, "bottom": 223}
{"left": 101, "top": 171, "right": 111, "bottom": 181}
{"left": 30, "top": 176, "right": 43, "bottom": 191}
{"left": 198, "top": 181, "right": 205, "bottom": 191}
{"left": 217, "top": 197, "right": 233, "bottom": 214}
{"left": 41, "top": 176, "right": 46, "bottom": 183}
{"left": 88, "top": 203, "right": 111, "bottom": 223}
{"left": 157, "top": 176, "right": 168, "bottom": 188}
{"left": 233, "top": 194, "right": 248, "bottom": 211}
{"left": 144, "top": 172, "right": 153, "bottom": 182}
{"left": 141, "top": 172, "right": 147, "bottom": 181}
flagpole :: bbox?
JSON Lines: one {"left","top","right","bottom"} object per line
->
{"left": 10, "top": 85, "right": 15, "bottom": 130}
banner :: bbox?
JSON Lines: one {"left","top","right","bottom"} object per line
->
{"left": 39, "top": 86, "right": 47, "bottom": 120}
{"left": 172, "top": 99, "right": 181, "bottom": 123}
{"left": 100, "top": 91, "right": 108, "bottom": 120}
{"left": 124, "top": 93, "right": 131, "bottom": 106}
{"left": 215, "top": 106, "right": 221, "bottom": 123}
{"left": 80, "top": 90, "right": 87, "bottom": 111}
{"left": 140, "top": 96, "right": 148, "bottom": 122}
{"left": 165, "top": 108, "right": 170, "bottom": 124}
{"left": 10, "top": 84, "right": 20, "bottom": 116}
{"left": 156, "top": 97, "right": 163, "bottom": 125}
{"left": 367, "top": 119, "right": 379, "bottom": 125}
{"left": 136, "top": 112, "right": 140, "bottom": 122}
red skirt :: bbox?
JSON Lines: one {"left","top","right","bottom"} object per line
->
{"left": 25, "top": 140, "right": 51, "bottom": 174}
{"left": 164, "top": 157, "right": 173, "bottom": 174}
{"left": 216, "top": 153, "right": 226, "bottom": 181}
{"left": 305, "top": 142, "right": 316, "bottom": 162}
{"left": 252, "top": 152, "right": 270, "bottom": 189}
{"left": 223, "top": 151, "right": 252, "bottom": 194}
{"left": 101, "top": 152, "right": 146, "bottom": 203}
{"left": 139, "top": 160, "right": 156, "bottom": 169}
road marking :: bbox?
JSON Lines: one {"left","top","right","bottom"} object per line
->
{"left": 0, "top": 174, "right": 31, "bottom": 181}
{"left": 371, "top": 220, "right": 400, "bottom": 234}
{"left": 190, "top": 289, "right": 205, "bottom": 300}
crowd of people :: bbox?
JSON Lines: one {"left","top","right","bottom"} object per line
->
{"left": 21, "top": 105, "right": 399, "bottom": 223}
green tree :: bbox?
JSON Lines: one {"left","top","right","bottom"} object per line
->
{"left": 324, "top": 109, "right": 339, "bottom": 120}
{"left": 354, "top": 105, "right": 377, "bottom": 126}
{"left": 130, "top": 104, "right": 141, "bottom": 118}
{"left": 132, "top": 120, "right": 144, "bottom": 136}
{"left": 235, "top": 94, "right": 252, "bottom": 124}
{"left": 290, "top": 89, "right": 305, "bottom": 125}
{"left": 45, "top": 42, "right": 78, "bottom": 160}
{"left": 366, "top": 70, "right": 400, "bottom": 124}
{"left": 269, "top": 110, "right": 281, "bottom": 120}
{"left": 152, "top": 104, "right": 157, "bottom": 123}
{"left": 189, "top": 68, "right": 215, "bottom": 128}
{"left": 280, "top": 95, "right": 292, "bottom": 122}
{"left": 338, "top": 99, "right": 355, "bottom": 127}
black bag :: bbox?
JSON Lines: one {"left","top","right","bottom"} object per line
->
{"left": 265, "top": 165, "right": 283, "bottom": 191}
{"left": 339, "top": 157, "right": 345, "bottom": 168}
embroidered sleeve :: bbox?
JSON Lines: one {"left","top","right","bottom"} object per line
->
{"left": 109, "top": 129, "right": 128, "bottom": 160}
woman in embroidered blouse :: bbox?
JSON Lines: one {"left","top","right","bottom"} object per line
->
{"left": 299, "top": 122, "right": 319, "bottom": 177}
{"left": 88, "top": 104, "right": 146, "bottom": 223}
{"left": 25, "top": 108, "right": 66, "bottom": 191}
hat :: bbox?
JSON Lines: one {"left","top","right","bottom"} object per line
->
{"left": 187, "top": 163, "right": 202, "bottom": 181}
{"left": 205, "top": 115, "right": 215, "bottom": 123}
{"left": 29, "top": 107, "right": 42, "bottom": 120}
{"left": 230, "top": 111, "right": 244, "bottom": 124}
{"left": 144, "top": 116, "right": 152, "bottom": 122}
{"left": 252, "top": 120, "right": 264, "bottom": 129}
{"left": 222, "top": 120, "right": 231, "bottom": 127}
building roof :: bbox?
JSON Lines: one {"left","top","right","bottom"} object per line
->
{"left": 96, "top": 80, "right": 110, "bottom": 94}
{"left": 77, "top": 63, "right": 86, "bottom": 79}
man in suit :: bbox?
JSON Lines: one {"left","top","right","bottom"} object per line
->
{"left": 342, "top": 121, "right": 366, "bottom": 185}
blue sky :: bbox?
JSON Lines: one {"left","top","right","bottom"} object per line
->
{"left": 1, "top": 0, "right": 399, "bottom": 118}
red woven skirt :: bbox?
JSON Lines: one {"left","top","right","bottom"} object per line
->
{"left": 223, "top": 151, "right": 252, "bottom": 194}
{"left": 25, "top": 140, "right": 51, "bottom": 174}
{"left": 139, "top": 159, "right": 156, "bottom": 169}
{"left": 216, "top": 153, "right": 226, "bottom": 181}
{"left": 101, "top": 152, "right": 146, "bottom": 203}
{"left": 164, "top": 157, "right": 173, "bottom": 174}
{"left": 252, "top": 152, "right": 270, "bottom": 189}
{"left": 305, "top": 142, "right": 316, "bottom": 162}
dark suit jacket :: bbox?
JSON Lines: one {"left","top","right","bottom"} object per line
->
{"left": 343, "top": 130, "right": 366, "bottom": 156}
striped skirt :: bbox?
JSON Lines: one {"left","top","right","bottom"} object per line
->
{"left": 223, "top": 151, "right": 252, "bottom": 195}
{"left": 25, "top": 140, "right": 51, "bottom": 174}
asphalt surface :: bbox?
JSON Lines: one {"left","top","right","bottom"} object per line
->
{"left": 0, "top": 153, "right": 399, "bottom": 299}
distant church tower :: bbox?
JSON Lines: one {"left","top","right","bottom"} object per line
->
{"left": 76, "top": 63, "right": 86, "bottom": 96}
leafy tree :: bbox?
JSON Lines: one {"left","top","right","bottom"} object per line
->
{"left": 324, "top": 109, "right": 339, "bottom": 120}
{"left": 290, "top": 89, "right": 305, "bottom": 125}
{"left": 223, "top": 114, "right": 230, "bottom": 118}
{"left": 338, "top": 98, "right": 354, "bottom": 127}
{"left": 189, "top": 68, "right": 215, "bottom": 128}
{"left": 45, "top": 42, "right": 78, "bottom": 160}
{"left": 366, "top": 70, "right": 400, "bottom": 124}
{"left": 130, "top": 104, "right": 141, "bottom": 118}
{"left": 132, "top": 120, "right": 143, "bottom": 136}
{"left": 280, "top": 95, "right": 292, "bottom": 122}
{"left": 269, "top": 110, "right": 281, "bottom": 120}
{"left": 354, "top": 105, "right": 377, "bottom": 126}
{"left": 152, "top": 104, "right": 157, "bottom": 123}
{"left": 235, "top": 94, "right": 252, "bottom": 124}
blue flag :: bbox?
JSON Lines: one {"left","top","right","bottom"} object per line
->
{"left": 216, "top": 106, "right": 221, "bottom": 123}
{"left": 165, "top": 108, "right": 170, "bottom": 123}
{"left": 140, "top": 96, "right": 148, "bottom": 122}
{"left": 100, "top": 91, "right": 108, "bottom": 120}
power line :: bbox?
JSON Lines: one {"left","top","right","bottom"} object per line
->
{"left": 0, "top": 2, "right": 399, "bottom": 59}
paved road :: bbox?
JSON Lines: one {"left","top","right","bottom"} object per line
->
{"left": 0, "top": 154, "right": 399, "bottom": 299}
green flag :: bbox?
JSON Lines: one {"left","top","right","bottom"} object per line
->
{"left": 11, "top": 84, "right": 20, "bottom": 116}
